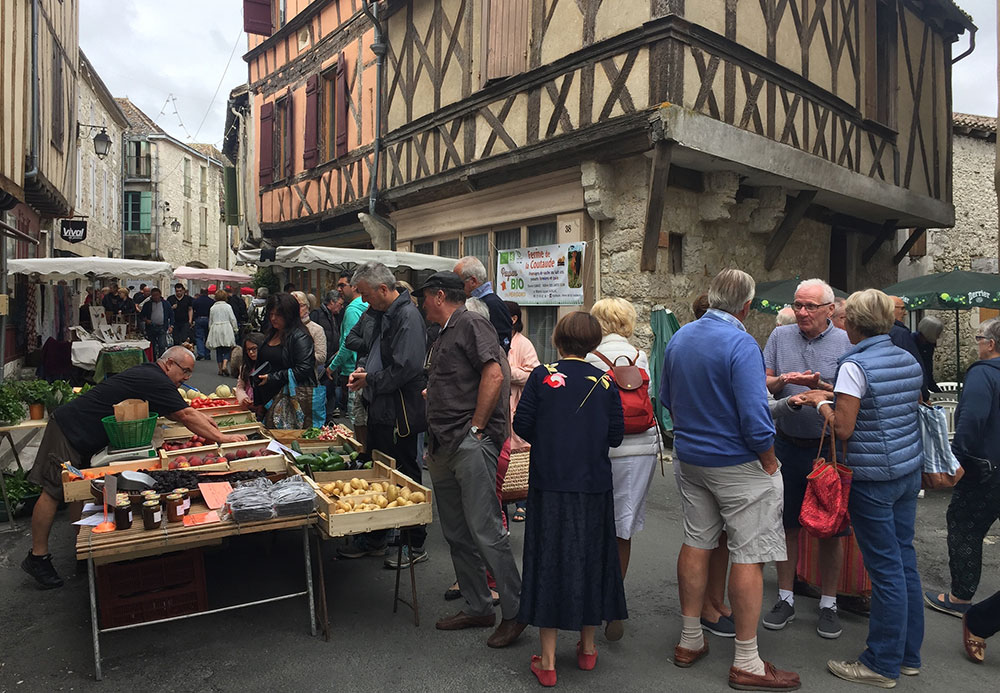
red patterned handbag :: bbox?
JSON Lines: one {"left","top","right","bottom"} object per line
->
{"left": 799, "top": 422, "right": 852, "bottom": 538}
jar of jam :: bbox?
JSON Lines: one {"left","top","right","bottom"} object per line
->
{"left": 113, "top": 501, "right": 132, "bottom": 530}
{"left": 141, "top": 500, "right": 162, "bottom": 530}
{"left": 165, "top": 493, "right": 184, "bottom": 523}
{"left": 129, "top": 492, "right": 145, "bottom": 512}
{"left": 143, "top": 492, "right": 161, "bottom": 508}
{"left": 173, "top": 488, "right": 191, "bottom": 513}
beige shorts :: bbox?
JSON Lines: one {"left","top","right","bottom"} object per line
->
{"left": 27, "top": 419, "right": 85, "bottom": 503}
{"left": 675, "top": 459, "right": 787, "bottom": 564}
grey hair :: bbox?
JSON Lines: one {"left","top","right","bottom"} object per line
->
{"left": 917, "top": 315, "right": 944, "bottom": 341}
{"left": 352, "top": 261, "right": 396, "bottom": 289}
{"left": 707, "top": 268, "right": 755, "bottom": 314}
{"left": 979, "top": 318, "right": 1000, "bottom": 347}
{"left": 324, "top": 290, "right": 339, "bottom": 304}
{"left": 795, "top": 278, "right": 835, "bottom": 304}
{"left": 455, "top": 256, "right": 487, "bottom": 283}
{"left": 466, "top": 297, "right": 490, "bottom": 319}
{"left": 256, "top": 287, "right": 269, "bottom": 298}
{"left": 158, "top": 345, "right": 194, "bottom": 365}
{"left": 775, "top": 307, "right": 796, "bottom": 326}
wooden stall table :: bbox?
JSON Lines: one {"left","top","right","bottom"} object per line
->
{"left": 76, "top": 499, "right": 321, "bottom": 680}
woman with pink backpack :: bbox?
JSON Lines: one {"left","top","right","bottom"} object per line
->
{"left": 586, "top": 297, "right": 659, "bottom": 642}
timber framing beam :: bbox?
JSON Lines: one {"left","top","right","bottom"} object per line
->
{"left": 861, "top": 219, "right": 901, "bottom": 265}
{"left": 641, "top": 140, "right": 675, "bottom": 272}
{"left": 764, "top": 190, "right": 817, "bottom": 271}
{"left": 893, "top": 227, "right": 927, "bottom": 264}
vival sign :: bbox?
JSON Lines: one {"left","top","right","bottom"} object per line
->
{"left": 497, "top": 242, "right": 585, "bottom": 306}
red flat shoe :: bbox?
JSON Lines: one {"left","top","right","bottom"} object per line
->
{"left": 576, "top": 641, "right": 598, "bottom": 670}
{"left": 531, "top": 655, "right": 557, "bottom": 687}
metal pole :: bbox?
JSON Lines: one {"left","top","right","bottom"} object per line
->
{"left": 89, "top": 558, "right": 103, "bottom": 681}
{"left": 303, "top": 526, "right": 316, "bottom": 636}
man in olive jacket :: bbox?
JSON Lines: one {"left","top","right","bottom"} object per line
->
{"left": 343, "top": 262, "right": 428, "bottom": 565}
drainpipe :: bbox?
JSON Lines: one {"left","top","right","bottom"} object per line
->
{"left": 24, "top": 0, "right": 41, "bottom": 181}
{"left": 361, "top": 0, "right": 385, "bottom": 218}
{"left": 952, "top": 26, "right": 976, "bottom": 64}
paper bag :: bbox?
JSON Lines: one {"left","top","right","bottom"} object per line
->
{"left": 113, "top": 399, "right": 149, "bottom": 422}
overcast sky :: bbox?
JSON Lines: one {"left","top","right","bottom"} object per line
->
{"left": 80, "top": 0, "right": 998, "bottom": 147}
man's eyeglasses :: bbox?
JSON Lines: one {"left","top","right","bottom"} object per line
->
{"left": 975, "top": 335, "right": 991, "bottom": 342}
{"left": 168, "top": 359, "right": 193, "bottom": 376}
{"left": 792, "top": 302, "right": 832, "bottom": 312}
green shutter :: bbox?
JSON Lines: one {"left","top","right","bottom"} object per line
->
{"left": 224, "top": 167, "right": 240, "bottom": 225}
{"left": 139, "top": 191, "right": 152, "bottom": 233}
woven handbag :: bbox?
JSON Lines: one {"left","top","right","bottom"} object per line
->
{"left": 799, "top": 422, "right": 852, "bottom": 539}
{"left": 501, "top": 448, "right": 531, "bottom": 503}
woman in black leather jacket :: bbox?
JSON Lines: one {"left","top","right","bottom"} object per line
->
{"left": 256, "top": 293, "right": 317, "bottom": 416}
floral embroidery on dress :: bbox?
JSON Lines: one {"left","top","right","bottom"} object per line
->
{"left": 543, "top": 372, "right": 567, "bottom": 388}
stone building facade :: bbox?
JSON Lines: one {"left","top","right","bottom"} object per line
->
{"left": 58, "top": 50, "right": 129, "bottom": 259}
{"left": 897, "top": 113, "right": 997, "bottom": 381}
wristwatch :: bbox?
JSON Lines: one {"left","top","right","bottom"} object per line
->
{"left": 470, "top": 425, "right": 482, "bottom": 436}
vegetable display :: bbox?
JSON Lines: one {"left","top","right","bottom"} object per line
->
{"left": 319, "top": 478, "right": 427, "bottom": 514}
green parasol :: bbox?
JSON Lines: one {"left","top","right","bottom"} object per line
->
{"left": 883, "top": 269, "right": 1000, "bottom": 385}
{"left": 752, "top": 278, "right": 849, "bottom": 315}
{"left": 649, "top": 306, "right": 681, "bottom": 432}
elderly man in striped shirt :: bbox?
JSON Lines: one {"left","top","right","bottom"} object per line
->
{"left": 762, "top": 278, "right": 852, "bottom": 640}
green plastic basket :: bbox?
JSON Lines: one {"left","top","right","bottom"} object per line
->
{"left": 101, "top": 414, "right": 158, "bottom": 450}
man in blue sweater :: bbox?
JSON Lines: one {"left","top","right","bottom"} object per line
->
{"left": 660, "top": 268, "right": 798, "bottom": 691}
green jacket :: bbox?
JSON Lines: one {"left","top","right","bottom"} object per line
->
{"left": 329, "top": 296, "right": 368, "bottom": 375}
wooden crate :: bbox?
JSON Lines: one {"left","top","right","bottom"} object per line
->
{"left": 303, "top": 455, "right": 432, "bottom": 538}
{"left": 61, "top": 459, "right": 163, "bottom": 502}
{"left": 159, "top": 445, "right": 227, "bottom": 471}
{"left": 217, "top": 440, "right": 286, "bottom": 473}
{"left": 270, "top": 428, "right": 362, "bottom": 452}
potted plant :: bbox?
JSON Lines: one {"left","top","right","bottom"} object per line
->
{"left": 16, "top": 380, "right": 52, "bottom": 420}
{"left": 0, "top": 383, "right": 26, "bottom": 425}
{"left": 44, "top": 380, "right": 76, "bottom": 415}
{"left": 0, "top": 468, "right": 42, "bottom": 521}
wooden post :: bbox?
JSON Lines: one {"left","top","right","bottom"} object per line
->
{"left": 861, "top": 219, "right": 900, "bottom": 265}
{"left": 892, "top": 228, "right": 927, "bottom": 264}
{"left": 641, "top": 140, "right": 674, "bottom": 272}
{"left": 764, "top": 190, "right": 817, "bottom": 271}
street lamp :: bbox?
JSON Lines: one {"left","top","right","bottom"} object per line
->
{"left": 77, "top": 123, "right": 113, "bottom": 159}
{"left": 170, "top": 219, "right": 181, "bottom": 234}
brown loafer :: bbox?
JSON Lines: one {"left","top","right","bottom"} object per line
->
{"left": 729, "top": 661, "right": 801, "bottom": 691}
{"left": 487, "top": 618, "right": 527, "bottom": 647}
{"left": 963, "top": 615, "right": 986, "bottom": 663}
{"left": 674, "top": 642, "right": 709, "bottom": 668}
{"left": 435, "top": 610, "right": 496, "bottom": 631}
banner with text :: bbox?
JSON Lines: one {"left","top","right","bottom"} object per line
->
{"left": 497, "top": 242, "right": 585, "bottom": 306}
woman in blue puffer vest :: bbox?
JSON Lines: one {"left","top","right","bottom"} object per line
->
{"left": 794, "top": 289, "right": 924, "bottom": 688}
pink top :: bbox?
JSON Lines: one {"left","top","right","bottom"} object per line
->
{"left": 508, "top": 331, "right": 540, "bottom": 450}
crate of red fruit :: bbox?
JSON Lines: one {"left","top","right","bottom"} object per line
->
{"left": 161, "top": 434, "right": 214, "bottom": 452}
{"left": 160, "top": 444, "right": 226, "bottom": 471}
{"left": 217, "top": 440, "right": 287, "bottom": 473}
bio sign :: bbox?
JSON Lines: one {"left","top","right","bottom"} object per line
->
{"left": 496, "top": 242, "right": 585, "bottom": 306}
{"left": 60, "top": 220, "right": 87, "bottom": 243}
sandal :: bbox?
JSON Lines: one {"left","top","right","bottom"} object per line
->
{"left": 512, "top": 508, "right": 526, "bottom": 522}
{"left": 963, "top": 615, "right": 986, "bottom": 664}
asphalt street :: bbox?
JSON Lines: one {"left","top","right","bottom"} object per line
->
{"left": 0, "top": 357, "right": 996, "bottom": 691}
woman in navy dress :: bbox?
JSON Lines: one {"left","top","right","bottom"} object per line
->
{"left": 513, "top": 311, "right": 626, "bottom": 687}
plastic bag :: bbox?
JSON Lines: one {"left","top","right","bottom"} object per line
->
{"left": 272, "top": 476, "right": 316, "bottom": 517}
{"left": 222, "top": 485, "right": 275, "bottom": 522}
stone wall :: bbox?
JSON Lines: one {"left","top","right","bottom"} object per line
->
{"left": 596, "top": 155, "right": 897, "bottom": 351}
{"left": 897, "top": 132, "right": 997, "bottom": 381}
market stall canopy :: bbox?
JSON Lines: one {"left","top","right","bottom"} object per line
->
{"left": 752, "top": 278, "right": 849, "bottom": 314}
{"left": 883, "top": 269, "right": 1000, "bottom": 310}
{"left": 174, "top": 266, "right": 252, "bottom": 282}
{"left": 236, "top": 245, "right": 456, "bottom": 273}
{"left": 6, "top": 257, "right": 174, "bottom": 282}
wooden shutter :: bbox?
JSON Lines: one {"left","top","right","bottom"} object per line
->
{"left": 224, "top": 166, "right": 239, "bottom": 224}
{"left": 335, "top": 54, "right": 349, "bottom": 158}
{"left": 303, "top": 75, "right": 319, "bottom": 169}
{"left": 243, "top": 0, "right": 273, "bottom": 36}
{"left": 139, "top": 191, "right": 152, "bottom": 233}
{"left": 259, "top": 101, "right": 274, "bottom": 186}
{"left": 484, "top": 0, "right": 529, "bottom": 83}
{"left": 283, "top": 94, "right": 293, "bottom": 180}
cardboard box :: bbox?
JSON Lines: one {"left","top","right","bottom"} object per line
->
{"left": 114, "top": 399, "right": 149, "bottom": 422}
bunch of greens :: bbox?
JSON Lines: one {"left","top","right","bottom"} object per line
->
{"left": 44, "top": 380, "right": 76, "bottom": 414}
{"left": 0, "top": 382, "right": 27, "bottom": 425}
{"left": 12, "top": 379, "right": 52, "bottom": 405}
{"left": 301, "top": 427, "right": 321, "bottom": 439}
{"left": 2, "top": 469, "right": 41, "bottom": 508}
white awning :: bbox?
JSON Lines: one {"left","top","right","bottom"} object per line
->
{"left": 6, "top": 257, "right": 174, "bottom": 282}
{"left": 174, "top": 266, "right": 252, "bottom": 282}
{"left": 235, "top": 245, "right": 455, "bottom": 273}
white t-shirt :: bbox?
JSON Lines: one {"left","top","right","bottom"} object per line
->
{"left": 834, "top": 362, "right": 867, "bottom": 399}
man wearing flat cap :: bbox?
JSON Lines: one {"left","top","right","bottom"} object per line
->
{"left": 418, "top": 271, "right": 525, "bottom": 648}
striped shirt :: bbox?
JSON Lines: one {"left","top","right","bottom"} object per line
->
{"left": 763, "top": 321, "right": 852, "bottom": 438}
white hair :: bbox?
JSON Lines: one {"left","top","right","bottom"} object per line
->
{"left": 795, "top": 278, "right": 835, "bottom": 304}
{"left": 775, "top": 307, "right": 797, "bottom": 326}
{"left": 455, "top": 256, "right": 487, "bottom": 283}
{"left": 158, "top": 345, "right": 193, "bottom": 365}
{"left": 708, "top": 268, "right": 755, "bottom": 314}
{"left": 466, "top": 297, "right": 490, "bottom": 319}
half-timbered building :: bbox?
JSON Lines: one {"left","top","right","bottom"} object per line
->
{"left": 244, "top": 0, "right": 379, "bottom": 268}
{"left": 377, "top": 0, "right": 975, "bottom": 349}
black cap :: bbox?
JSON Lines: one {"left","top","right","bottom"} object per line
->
{"left": 416, "top": 271, "right": 464, "bottom": 296}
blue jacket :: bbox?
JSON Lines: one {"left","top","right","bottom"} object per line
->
{"left": 952, "top": 358, "right": 1000, "bottom": 467}
{"left": 659, "top": 311, "right": 774, "bottom": 466}
{"left": 837, "top": 335, "right": 923, "bottom": 481}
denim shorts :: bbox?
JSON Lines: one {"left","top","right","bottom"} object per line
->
{"left": 675, "top": 459, "right": 787, "bottom": 564}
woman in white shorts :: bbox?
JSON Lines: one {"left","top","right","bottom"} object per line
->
{"left": 587, "top": 297, "right": 659, "bottom": 641}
